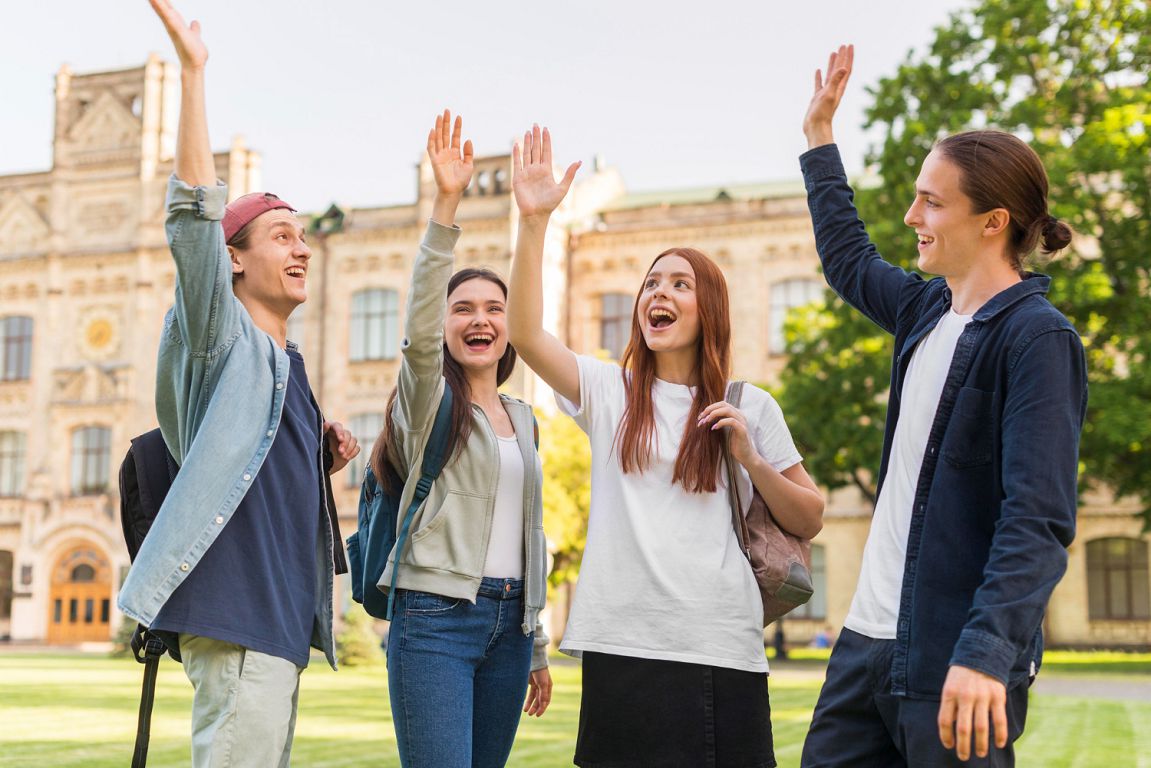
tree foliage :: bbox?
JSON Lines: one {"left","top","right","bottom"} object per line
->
{"left": 778, "top": 0, "right": 1151, "bottom": 523}
{"left": 538, "top": 411, "right": 592, "bottom": 586}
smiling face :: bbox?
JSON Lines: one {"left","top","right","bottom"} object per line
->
{"left": 229, "top": 209, "right": 311, "bottom": 320}
{"left": 444, "top": 276, "right": 510, "bottom": 377}
{"left": 636, "top": 254, "right": 701, "bottom": 357}
{"left": 903, "top": 149, "right": 991, "bottom": 278}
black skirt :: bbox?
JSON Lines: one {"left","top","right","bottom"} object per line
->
{"left": 574, "top": 651, "right": 776, "bottom": 768}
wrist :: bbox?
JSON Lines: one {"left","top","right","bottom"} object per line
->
{"left": 518, "top": 212, "right": 552, "bottom": 230}
{"left": 804, "top": 126, "right": 835, "bottom": 149}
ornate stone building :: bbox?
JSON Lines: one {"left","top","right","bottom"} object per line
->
{"left": 1, "top": 59, "right": 1146, "bottom": 649}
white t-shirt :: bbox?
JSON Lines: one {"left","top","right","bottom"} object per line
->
{"left": 556, "top": 355, "right": 803, "bottom": 672}
{"left": 845, "top": 308, "right": 973, "bottom": 639}
{"left": 482, "top": 435, "right": 525, "bottom": 579}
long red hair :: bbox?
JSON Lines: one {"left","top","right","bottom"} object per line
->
{"left": 614, "top": 247, "right": 731, "bottom": 493}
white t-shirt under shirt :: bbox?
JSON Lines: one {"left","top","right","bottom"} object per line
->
{"left": 482, "top": 434, "right": 525, "bottom": 579}
{"left": 556, "top": 355, "right": 803, "bottom": 673}
{"left": 845, "top": 308, "right": 973, "bottom": 639}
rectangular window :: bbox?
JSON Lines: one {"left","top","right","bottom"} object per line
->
{"left": 346, "top": 413, "right": 386, "bottom": 488}
{"left": 788, "top": 544, "right": 827, "bottom": 620}
{"left": 53, "top": 599, "right": 62, "bottom": 624}
{"left": 350, "top": 289, "right": 399, "bottom": 362}
{"left": 71, "top": 427, "right": 112, "bottom": 495}
{"left": 600, "top": 293, "right": 633, "bottom": 360}
{"left": 769, "top": 280, "right": 824, "bottom": 355}
{"left": 1088, "top": 537, "right": 1151, "bottom": 620}
{"left": 100, "top": 599, "right": 110, "bottom": 624}
{"left": 0, "top": 431, "right": 24, "bottom": 497}
{"left": 1, "top": 316, "right": 33, "bottom": 381}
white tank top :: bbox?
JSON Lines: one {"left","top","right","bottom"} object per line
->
{"left": 482, "top": 435, "right": 525, "bottom": 578}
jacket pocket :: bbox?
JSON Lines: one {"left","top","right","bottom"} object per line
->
{"left": 941, "top": 387, "right": 996, "bottom": 469}
{"left": 408, "top": 490, "right": 486, "bottom": 574}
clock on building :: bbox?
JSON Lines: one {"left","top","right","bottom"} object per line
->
{"left": 78, "top": 309, "right": 120, "bottom": 361}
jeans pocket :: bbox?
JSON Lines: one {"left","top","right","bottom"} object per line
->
{"left": 404, "top": 590, "right": 463, "bottom": 615}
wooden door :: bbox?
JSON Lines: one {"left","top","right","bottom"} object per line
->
{"left": 46, "top": 545, "right": 112, "bottom": 644}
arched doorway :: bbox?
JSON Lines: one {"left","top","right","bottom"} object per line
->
{"left": 46, "top": 544, "right": 112, "bottom": 644}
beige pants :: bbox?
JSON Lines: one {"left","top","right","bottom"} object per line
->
{"left": 179, "top": 634, "right": 303, "bottom": 768}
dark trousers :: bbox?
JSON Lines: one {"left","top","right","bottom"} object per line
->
{"left": 801, "top": 628, "right": 1029, "bottom": 768}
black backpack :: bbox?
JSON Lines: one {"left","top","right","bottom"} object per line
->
{"left": 118, "top": 427, "right": 180, "bottom": 768}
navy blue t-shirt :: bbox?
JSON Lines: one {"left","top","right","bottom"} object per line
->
{"left": 153, "top": 348, "right": 322, "bottom": 667}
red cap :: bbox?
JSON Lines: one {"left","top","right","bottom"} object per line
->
{"left": 223, "top": 192, "right": 297, "bottom": 242}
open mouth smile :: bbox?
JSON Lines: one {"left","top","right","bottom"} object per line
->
{"left": 648, "top": 307, "right": 677, "bottom": 331}
{"left": 464, "top": 332, "right": 494, "bottom": 351}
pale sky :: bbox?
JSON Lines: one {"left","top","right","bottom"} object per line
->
{"left": 3, "top": 0, "right": 969, "bottom": 212}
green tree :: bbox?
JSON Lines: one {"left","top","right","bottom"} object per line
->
{"left": 336, "top": 609, "right": 382, "bottom": 667}
{"left": 538, "top": 411, "right": 592, "bottom": 631}
{"left": 779, "top": 0, "right": 1151, "bottom": 523}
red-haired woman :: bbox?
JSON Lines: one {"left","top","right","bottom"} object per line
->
{"left": 508, "top": 126, "right": 825, "bottom": 768}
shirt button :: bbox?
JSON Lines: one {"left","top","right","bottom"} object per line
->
{"left": 179, "top": 563, "right": 189, "bottom": 572}
{"left": 276, "top": 382, "right": 284, "bottom": 390}
{"left": 243, "top": 473, "right": 252, "bottom": 482}
{"left": 929, "top": 446, "right": 936, "bottom": 455}
{"left": 215, "top": 516, "right": 224, "bottom": 524}
{"left": 267, "top": 429, "right": 275, "bottom": 437}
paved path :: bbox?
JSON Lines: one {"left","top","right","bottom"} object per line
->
{"left": 1031, "top": 675, "right": 1151, "bottom": 702}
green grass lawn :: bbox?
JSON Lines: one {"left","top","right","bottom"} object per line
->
{"left": 1, "top": 651, "right": 1149, "bottom": 767}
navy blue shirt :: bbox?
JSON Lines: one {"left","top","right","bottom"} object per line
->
{"left": 153, "top": 347, "right": 322, "bottom": 667}
{"left": 801, "top": 144, "right": 1086, "bottom": 696}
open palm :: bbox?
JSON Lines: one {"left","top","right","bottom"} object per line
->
{"left": 513, "top": 125, "right": 580, "bottom": 218}
{"left": 149, "top": 0, "right": 208, "bottom": 69}
{"left": 427, "top": 110, "right": 474, "bottom": 197}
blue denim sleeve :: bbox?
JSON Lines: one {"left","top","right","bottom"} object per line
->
{"left": 949, "top": 327, "right": 1087, "bottom": 683}
{"left": 164, "top": 174, "right": 238, "bottom": 355}
{"left": 799, "top": 144, "right": 923, "bottom": 335}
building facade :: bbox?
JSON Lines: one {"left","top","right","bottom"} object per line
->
{"left": 0, "top": 59, "right": 1147, "bottom": 649}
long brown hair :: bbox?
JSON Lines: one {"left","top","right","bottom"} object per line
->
{"left": 370, "top": 268, "right": 518, "bottom": 489}
{"left": 614, "top": 247, "right": 731, "bottom": 493}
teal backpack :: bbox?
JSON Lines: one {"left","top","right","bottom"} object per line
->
{"left": 346, "top": 388, "right": 454, "bottom": 620}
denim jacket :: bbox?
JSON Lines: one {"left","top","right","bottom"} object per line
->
{"left": 117, "top": 176, "right": 345, "bottom": 669}
{"left": 801, "top": 145, "right": 1087, "bottom": 698}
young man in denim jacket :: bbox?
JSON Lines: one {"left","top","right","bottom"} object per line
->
{"left": 117, "top": 2, "right": 360, "bottom": 764}
{"left": 798, "top": 46, "right": 1087, "bottom": 767}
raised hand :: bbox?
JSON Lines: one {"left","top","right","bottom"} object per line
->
{"left": 427, "top": 110, "right": 474, "bottom": 198}
{"left": 803, "top": 44, "right": 853, "bottom": 149}
{"left": 512, "top": 125, "right": 580, "bottom": 219}
{"left": 149, "top": 0, "right": 208, "bottom": 71}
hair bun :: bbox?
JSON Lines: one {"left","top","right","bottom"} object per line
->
{"left": 1041, "top": 215, "right": 1073, "bottom": 253}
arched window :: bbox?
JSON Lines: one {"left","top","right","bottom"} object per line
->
{"left": 346, "top": 412, "right": 386, "bottom": 488}
{"left": 600, "top": 293, "right": 633, "bottom": 361}
{"left": 71, "top": 564, "right": 96, "bottom": 582}
{"left": 788, "top": 543, "right": 827, "bottom": 620}
{"left": 1087, "top": 537, "right": 1150, "bottom": 620}
{"left": 0, "top": 431, "right": 24, "bottom": 497}
{"left": 349, "top": 289, "right": 399, "bottom": 362}
{"left": 1, "top": 316, "right": 33, "bottom": 381}
{"left": 768, "top": 280, "right": 824, "bottom": 355}
{"left": 71, "top": 426, "right": 111, "bottom": 495}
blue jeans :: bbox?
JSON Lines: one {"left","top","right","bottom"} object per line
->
{"left": 802, "top": 628, "right": 1029, "bottom": 767}
{"left": 387, "top": 578, "right": 534, "bottom": 768}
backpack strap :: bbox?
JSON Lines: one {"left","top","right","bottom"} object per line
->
{"left": 386, "top": 386, "right": 455, "bottom": 620}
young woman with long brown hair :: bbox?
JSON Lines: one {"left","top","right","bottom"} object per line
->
{"left": 507, "top": 126, "right": 825, "bottom": 768}
{"left": 370, "top": 111, "right": 551, "bottom": 768}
